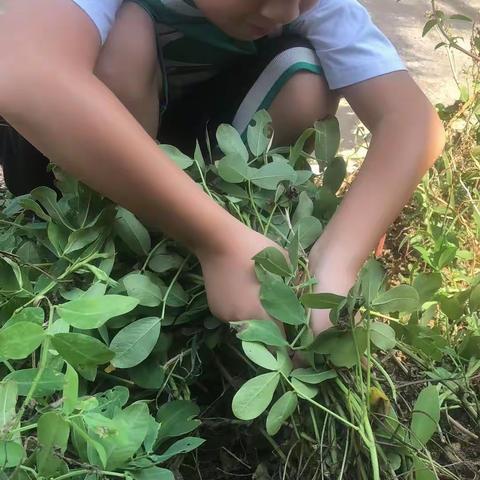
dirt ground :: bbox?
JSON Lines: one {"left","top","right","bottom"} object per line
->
{"left": 339, "top": 0, "right": 480, "bottom": 149}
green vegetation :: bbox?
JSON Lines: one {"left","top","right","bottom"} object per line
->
{"left": 0, "top": 4, "right": 479, "bottom": 479}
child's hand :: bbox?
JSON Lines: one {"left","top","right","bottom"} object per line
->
{"left": 308, "top": 247, "right": 357, "bottom": 335}
{"left": 197, "top": 227, "right": 283, "bottom": 323}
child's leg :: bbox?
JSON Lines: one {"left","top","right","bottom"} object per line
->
{"left": 159, "top": 36, "right": 339, "bottom": 155}
{"left": 94, "top": 2, "right": 162, "bottom": 138}
{"left": 267, "top": 72, "right": 339, "bottom": 146}
{"left": 228, "top": 36, "right": 340, "bottom": 146}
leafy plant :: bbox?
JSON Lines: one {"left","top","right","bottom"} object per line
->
{"left": 0, "top": 110, "right": 478, "bottom": 480}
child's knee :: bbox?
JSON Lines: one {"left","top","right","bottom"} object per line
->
{"left": 94, "top": 1, "right": 160, "bottom": 104}
{"left": 295, "top": 72, "right": 338, "bottom": 119}
{"left": 268, "top": 72, "right": 339, "bottom": 144}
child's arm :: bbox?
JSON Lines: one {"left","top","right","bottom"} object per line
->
{"left": 308, "top": 71, "right": 445, "bottom": 334}
{"left": 0, "top": 0, "right": 273, "bottom": 323}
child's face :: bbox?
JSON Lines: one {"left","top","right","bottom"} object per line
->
{"left": 195, "top": 0, "right": 319, "bottom": 40}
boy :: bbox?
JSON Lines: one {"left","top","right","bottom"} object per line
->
{"left": 0, "top": 0, "right": 444, "bottom": 334}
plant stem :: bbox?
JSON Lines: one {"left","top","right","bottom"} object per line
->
{"left": 247, "top": 181, "right": 265, "bottom": 231}
{"left": 53, "top": 470, "right": 127, "bottom": 479}
{"left": 280, "top": 372, "right": 359, "bottom": 430}
{"left": 161, "top": 255, "right": 191, "bottom": 322}
{"left": 14, "top": 300, "right": 54, "bottom": 429}
{"left": 141, "top": 238, "right": 168, "bottom": 271}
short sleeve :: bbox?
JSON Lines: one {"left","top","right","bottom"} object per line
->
{"left": 289, "top": 0, "right": 406, "bottom": 90}
{"left": 71, "top": 0, "right": 123, "bottom": 44}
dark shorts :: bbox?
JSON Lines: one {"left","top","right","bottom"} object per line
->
{"left": 0, "top": 35, "right": 322, "bottom": 196}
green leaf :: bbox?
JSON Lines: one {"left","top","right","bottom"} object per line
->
{"left": 110, "top": 317, "right": 161, "bottom": 369}
{"left": 217, "top": 154, "right": 250, "bottom": 183}
{"left": 289, "top": 127, "right": 314, "bottom": 167}
{"left": 148, "top": 249, "right": 183, "bottom": 274}
{"left": 360, "top": 259, "right": 385, "bottom": 306}
{"left": 153, "top": 437, "right": 205, "bottom": 464}
{"left": 86, "top": 403, "right": 152, "bottom": 469}
{"left": 314, "top": 117, "right": 340, "bottom": 164}
{"left": 216, "top": 124, "right": 249, "bottom": 162}
{"left": 0, "top": 441, "right": 25, "bottom": 468}
{"left": 48, "top": 222, "right": 68, "bottom": 256}
{"left": 459, "top": 335, "right": 480, "bottom": 359}
{"left": 290, "top": 368, "right": 337, "bottom": 384}
{"left": 124, "top": 273, "right": 164, "bottom": 307}
{"left": 370, "top": 322, "right": 396, "bottom": 351}
{"left": 0, "top": 258, "right": 22, "bottom": 293}
{"left": 253, "top": 247, "right": 291, "bottom": 277}
{"left": 232, "top": 372, "right": 280, "bottom": 420}
{"left": 164, "top": 281, "right": 188, "bottom": 307}
{"left": 324, "top": 157, "right": 346, "bottom": 193}
{"left": 310, "top": 328, "right": 368, "bottom": 368}
{"left": 387, "top": 452, "right": 402, "bottom": 472}
{"left": 276, "top": 349, "right": 293, "bottom": 376}
{"left": 109, "top": 403, "right": 152, "bottom": 468}
{"left": 133, "top": 468, "right": 174, "bottom": 480}
{"left": 52, "top": 333, "right": 114, "bottom": 368}
{"left": 64, "top": 226, "right": 103, "bottom": 255}
{"left": 194, "top": 141, "right": 206, "bottom": 172}
{"left": 413, "top": 273, "right": 442, "bottom": 305}
{"left": 58, "top": 295, "right": 139, "bottom": 329}
{"left": 260, "top": 278, "right": 306, "bottom": 325}
{"left": 422, "top": 18, "right": 438, "bottom": 37}
{"left": 16, "top": 240, "right": 42, "bottom": 264}
{"left": 115, "top": 208, "right": 151, "bottom": 256}
{"left": 63, "top": 363, "right": 79, "bottom": 415}
{"left": 293, "top": 216, "right": 323, "bottom": 249}
{"left": 247, "top": 110, "right": 272, "bottom": 156}
{"left": 18, "top": 196, "right": 51, "bottom": 221}
{"left": 31, "top": 186, "right": 74, "bottom": 229}
{"left": 5, "top": 307, "right": 44, "bottom": 327}
{"left": 37, "top": 412, "right": 70, "bottom": 477}
{"left": 291, "top": 378, "right": 319, "bottom": 399}
{"left": 4, "top": 368, "right": 64, "bottom": 397}
{"left": 70, "top": 418, "right": 107, "bottom": 468}
{"left": 301, "top": 293, "right": 345, "bottom": 309}
{"left": 156, "top": 400, "right": 201, "bottom": 442}
{"left": 0, "top": 322, "right": 45, "bottom": 360}
{"left": 129, "top": 361, "right": 165, "bottom": 389}
{"left": 410, "top": 385, "right": 440, "bottom": 449}
{"left": 293, "top": 170, "right": 313, "bottom": 186}
{"left": 143, "top": 417, "right": 161, "bottom": 454}
{"left": 292, "top": 191, "right": 314, "bottom": 225}
{"left": 160, "top": 144, "right": 194, "bottom": 169}
{"left": 242, "top": 342, "right": 278, "bottom": 370}
{"left": 469, "top": 284, "right": 480, "bottom": 311}
{"left": 287, "top": 232, "right": 300, "bottom": 268}
{"left": 372, "top": 285, "right": 420, "bottom": 313}
{"left": 0, "top": 382, "right": 17, "bottom": 431}
{"left": 249, "top": 160, "right": 296, "bottom": 190}
{"left": 330, "top": 329, "right": 368, "bottom": 368}
{"left": 450, "top": 13, "right": 472, "bottom": 21}
{"left": 266, "top": 391, "right": 298, "bottom": 436}
{"left": 439, "top": 294, "right": 464, "bottom": 320}
{"left": 413, "top": 457, "right": 436, "bottom": 480}
{"left": 236, "top": 320, "right": 288, "bottom": 347}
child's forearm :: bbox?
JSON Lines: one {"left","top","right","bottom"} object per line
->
{"left": 0, "top": 71, "right": 243, "bottom": 256}
{"left": 310, "top": 102, "right": 445, "bottom": 286}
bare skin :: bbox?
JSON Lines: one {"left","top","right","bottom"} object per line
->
{"left": 0, "top": 0, "right": 445, "bottom": 334}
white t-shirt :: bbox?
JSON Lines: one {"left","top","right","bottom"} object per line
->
{"left": 72, "top": 0, "right": 406, "bottom": 91}
{"left": 291, "top": 0, "right": 406, "bottom": 89}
